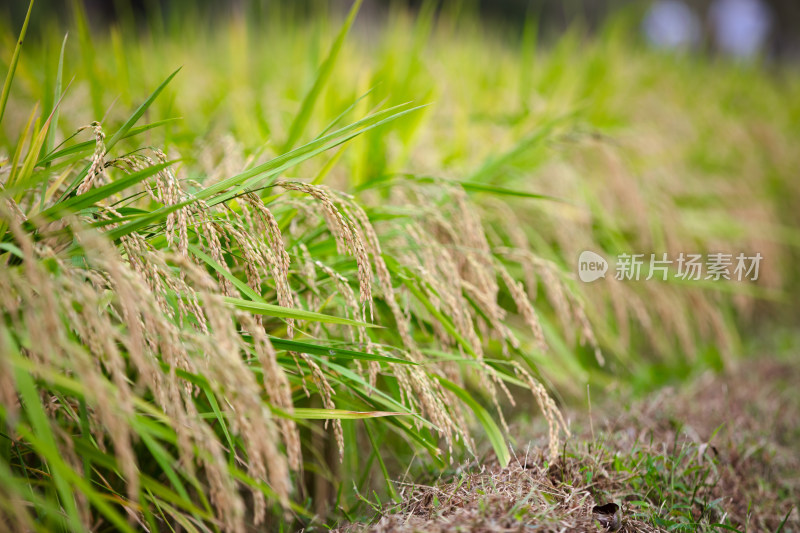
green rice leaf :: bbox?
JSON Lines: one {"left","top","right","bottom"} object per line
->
{"left": 187, "top": 243, "right": 265, "bottom": 302}
{"left": 268, "top": 337, "right": 416, "bottom": 365}
{"left": 0, "top": 0, "right": 34, "bottom": 126}
{"left": 38, "top": 118, "right": 179, "bottom": 167}
{"left": 282, "top": 408, "right": 408, "bottom": 420}
{"left": 283, "top": 0, "right": 364, "bottom": 150}
{"left": 205, "top": 102, "right": 426, "bottom": 207}
{"left": 8, "top": 341, "right": 84, "bottom": 531}
{"left": 105, "top": 67, "right": 182, "bottom": 151}
{"left": 42, "top": 33, "right": 69, "bottom": 165}
{"left": 102, "top": 104, "right": 426, "bottom": 242}
{"left": 223, "top": 296, "right": 376, "bottom": 327}
{"left": 469, "top": 112, "right": 574, "bottom": 183}
{"left": 364, "top": 420, "right": 401, "bottom": 502}
{"left": 59, "top": 68, "right": 182, "bottom": 200}
{"left": 436, "top": 376, "right": 511, "bottom": 468}
{"left": 37, "top": 160, "right": 175, "bottom": 220}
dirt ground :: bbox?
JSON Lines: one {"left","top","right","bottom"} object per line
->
{"left": 339, "top": 356, "right": 800, "bottom": 532}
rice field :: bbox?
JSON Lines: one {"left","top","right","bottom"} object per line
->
{"left": 1, "top": 1, "right": 798, "bottom": 531}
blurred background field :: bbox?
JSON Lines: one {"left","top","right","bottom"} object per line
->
{"left": 1, "top": 0, "right": 798, "bottom": 531}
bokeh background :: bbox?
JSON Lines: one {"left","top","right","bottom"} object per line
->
{"left": 4, "top": 0, "right": 800, "bottom": 59}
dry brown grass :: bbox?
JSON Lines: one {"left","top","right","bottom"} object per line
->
{"left": 339, "top": 456, "right": 661, "bottom": 533}
{"left": 339, "top": 356, "right": 800, "bottom": 532}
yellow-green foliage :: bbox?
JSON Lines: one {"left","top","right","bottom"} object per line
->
{"left": 1, "top": 2, "right": 798, "bottom": 531}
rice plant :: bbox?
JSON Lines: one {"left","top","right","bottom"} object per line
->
{"left": 1, "top": 0, "right": 798, "bottom": 531}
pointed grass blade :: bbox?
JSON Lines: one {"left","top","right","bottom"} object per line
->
{"left": 282, "top": 408, "right": 408, "bottom": 420}
{"left": 223, "top": 296, "right": 376, "bottom": 327}
{"left": 36, "top": 160, "right": 175, "bottom": 221}
{"left": 436, "top": 376, "right": 511, "bottom": 468}
{"left": 268, "top": 337, "right": 415, "bottom": 365}
{"left": 0, "top": 0, "right": 34, "bottom": 126}
{"left": 283, "top": 0, "right": 364, "bottom": 150}
{"left": 43, "top": 33, "right": 69, "bottom": 165}
{"left": 59, "top": 68, "right": 182, "bottom": 200}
